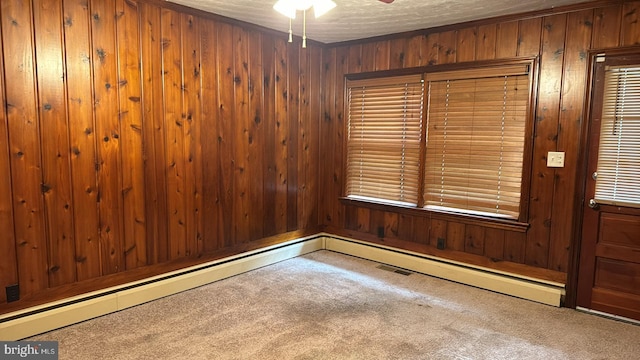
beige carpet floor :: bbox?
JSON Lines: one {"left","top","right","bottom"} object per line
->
{"left": 29, "top": 250, "right": 640, "bottom": 359}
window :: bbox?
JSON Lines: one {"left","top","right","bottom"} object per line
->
{"left": 345, "top": 75, "right": 424, "bottom": 206}
{"left": 424, "top": 65, "right": 529, "bottom": 219}
{"left": 345, "top": 63, "right": 533, "bottom": 220}
{"left": 594, "top": 63, "right": 640, "bottom": 208}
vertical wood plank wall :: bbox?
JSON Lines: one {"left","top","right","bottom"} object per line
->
{"left": 320, "top": 1, "right": 640, "bottom": 281}
{"left": 1, "top": 0, "right": 639, "bottom": 312}
{"left": 0, "top": 0, "right": 320, "bottom": 308}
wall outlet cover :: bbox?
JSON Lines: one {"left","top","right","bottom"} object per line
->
{"left": 6, "top": 284, "right": 19, "bottom": 303}
{"left": 547, "top": 151, "right": 565, "bottom": 168}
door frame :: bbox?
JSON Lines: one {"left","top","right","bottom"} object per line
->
{"left": 566, "top": 45, "right": 640, "bottom": 309}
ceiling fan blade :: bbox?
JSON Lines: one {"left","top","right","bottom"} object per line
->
{"left": 379, "top": 0, "right": 395, "bottom": 3}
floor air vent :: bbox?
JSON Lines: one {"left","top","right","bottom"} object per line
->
{"left": 377, "top": 264, "right": 412, "bottom": 276}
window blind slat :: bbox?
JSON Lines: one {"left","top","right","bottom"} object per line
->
{"left": 594, "top": 65, "right": 640, "bottom": 208}
{"left": 595, "top": 65, "right": 640, "bottom": 208}
{"left": 346, "top": 75, "right": 424, "bottom": 205}
{"left": 424, "top": 71, "right": 529, "bottom": 219}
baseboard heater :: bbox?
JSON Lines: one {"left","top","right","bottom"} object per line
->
{"left": 0, "top": 233, "right": 565, "bottom": 340}
{"left": 323, "top": 235, "right": 565, "bottom": 307}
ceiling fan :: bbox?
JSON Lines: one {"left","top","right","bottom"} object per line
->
{"left": 274, "top": 0, "right": 394, "bottom": 47}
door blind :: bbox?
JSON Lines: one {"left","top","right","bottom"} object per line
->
{"left": 594, "top": 65, "right": 640, "bottom": 208}
{"left": 423, "top": 66, "right": 530, "bottom": 218}
{"left": 345, "top": 75, "right": 424, "bottom": 205}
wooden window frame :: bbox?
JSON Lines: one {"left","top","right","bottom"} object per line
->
{"left": 341, "top": 58, "right": 538, "bottom": 230}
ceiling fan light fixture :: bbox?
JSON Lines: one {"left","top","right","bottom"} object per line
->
{"left": 273, "top": 0, "right": 297, "bottom": 19}
{"left": 273, "top": 0, "right": 336, "bottom": 18}
{"left": 274, "top": 0, "right": 336, "bottom": 48}
{"left": 312, "top": 0, "right": 336, "bottom": 18}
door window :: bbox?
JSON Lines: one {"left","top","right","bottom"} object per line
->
{"left": 594, "top": 64, "right": 640, "bottom": 208}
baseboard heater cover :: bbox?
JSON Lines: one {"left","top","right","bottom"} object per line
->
{"left": 321, "top": 235, "right": 565, "bottom": 307}
{"left": 0, "top": 233, "right": 565, "bottom": 340}
{"left": 0, "top": 237, "right": 324, "bottom": 340}
{"left": 576, "top": 307, "right": 640, "bottom": 326}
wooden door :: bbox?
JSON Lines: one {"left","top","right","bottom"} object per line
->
{"left": 577, "top": 52, "right": 640, "bottom": 322}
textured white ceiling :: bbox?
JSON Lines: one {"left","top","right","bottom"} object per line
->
{"left": 167, "top": 0, "right": 589, "bottom": 44}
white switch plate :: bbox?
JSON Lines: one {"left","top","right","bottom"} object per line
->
{"left": 547, "top": 151, "right": 565, "bottom": 168}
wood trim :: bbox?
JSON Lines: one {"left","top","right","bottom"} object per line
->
{"left": 566, "top": 49, "right": 602, "bottom": 308}
{"left": 345, "top": 57, "right": 537, "bottom": 81}
{"left": 518, "top": 55, "right": 540, "bottom": 222}
{"left": 339, "top": 197, "right": 530, "bottom": 233}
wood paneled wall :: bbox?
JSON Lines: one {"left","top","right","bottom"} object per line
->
{"left": 0, "top": 0, "right": 321, "bottom": 307}
{"left": 2, "top": 0, "right": 638, "bottom": 312}
{"left": 319, "top": 1, "right": 640, "bottom": 281}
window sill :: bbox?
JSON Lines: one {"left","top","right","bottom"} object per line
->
{"left": 339, "top": 197, "right": 530, "bottom": 233}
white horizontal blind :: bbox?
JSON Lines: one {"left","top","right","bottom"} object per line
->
{"left": 346, "top": 75, "right": 424, "bottom": 205}
{"left": 424, "top": 67, "right": 529, "bottom": 218}
{"left": 594, "top": 65, "right": 640, "bottom": 208}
